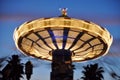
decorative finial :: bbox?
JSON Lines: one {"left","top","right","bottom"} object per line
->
{"left": 61, "top": 8, "right": 68, "bottom": 16}
{"left": 59, "top": 8, "right": 69, "bottom": 17}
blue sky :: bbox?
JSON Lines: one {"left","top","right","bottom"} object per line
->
{"left": 0, "top": 0, "right": 120, "bottom": 80}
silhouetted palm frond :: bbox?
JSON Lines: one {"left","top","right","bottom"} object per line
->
{"left": 81, "top": 63, "right": 104, "bottom": 80}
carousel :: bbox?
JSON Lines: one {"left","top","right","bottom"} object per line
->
{"left": 13, "top": 8, "right": 112, "bottom": 80}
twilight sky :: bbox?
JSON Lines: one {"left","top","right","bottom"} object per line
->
{"left": 0, "top": 0, "right": 120, "bottom": 80}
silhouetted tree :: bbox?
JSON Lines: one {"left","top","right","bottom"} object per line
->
{"left": 81, "top": 63, "right": 104, "bottom": 80}
{"left": 0, "top": 57, "right": 7, "bottom": 69}
{"left": 0, "top": 57, "right": 7, "bottom": 80}
{"left": 25, "top": 60, "right": 33, "bottom": 80}
{"left": 2, "top": 55, "right": 24, "bottom": 80}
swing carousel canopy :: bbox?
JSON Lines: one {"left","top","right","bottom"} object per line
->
{"left": 13, "top": 17, "right": 113, "bottom": 62}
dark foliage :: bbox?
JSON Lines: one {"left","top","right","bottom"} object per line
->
{"left": 81, "top": 63, "right": 104, "bottom": 80}
{"left": 25, "top": 61, "right": 33, "bottom": 80}
{"left": 2, "top": 55, "right": 24, "bottom": 80}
